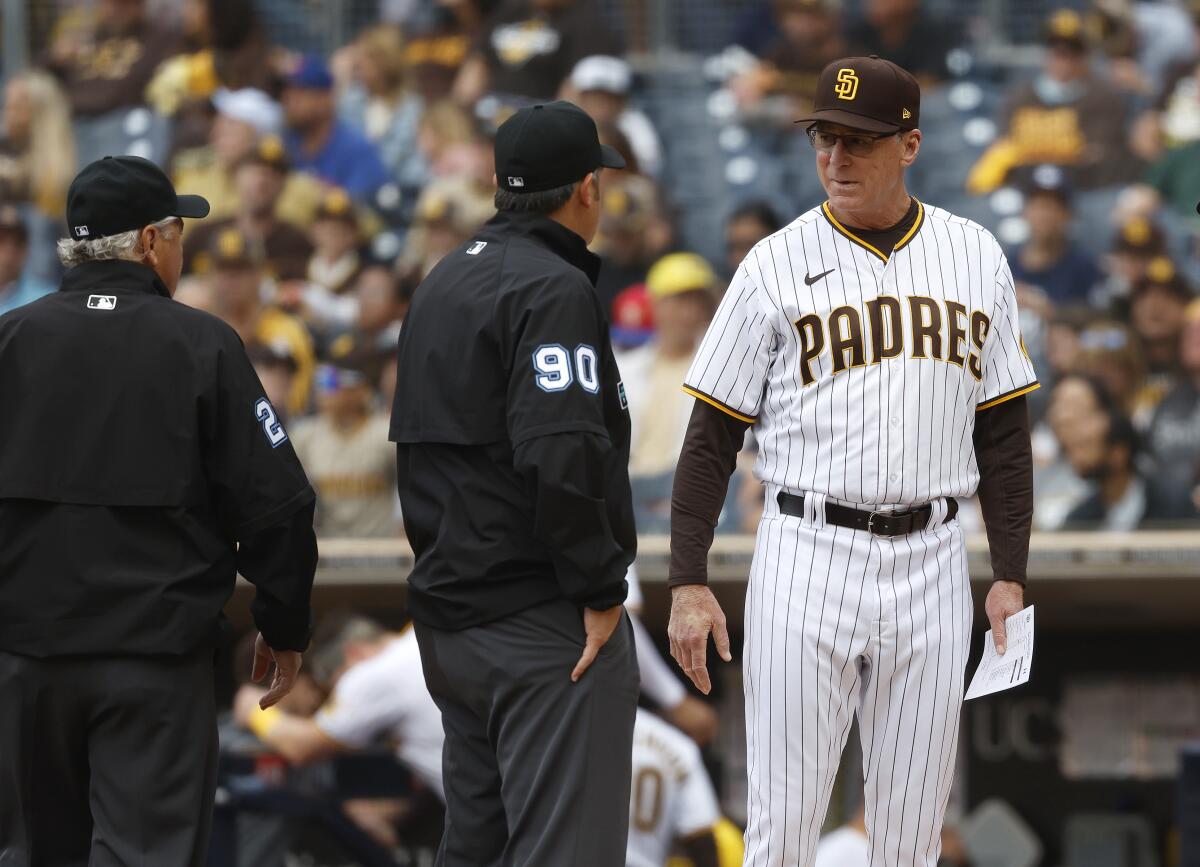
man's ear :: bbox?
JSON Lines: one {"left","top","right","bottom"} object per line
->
{"left": 901, "top": 129, "right": 922, "bottom": 167}
{"left": 581, "top": 171, "right": 601, "bottom": 208}
{"left": 140, "top": 225, "right": 159, "bottom": 265}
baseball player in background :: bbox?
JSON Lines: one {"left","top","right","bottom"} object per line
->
{"left": 667, "top": 56, "right": 1037, "bottom": 866}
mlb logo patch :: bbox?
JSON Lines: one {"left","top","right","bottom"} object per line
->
{"left": 466, "top": 240, "right": 488, "bottom": 256}
{"left": 507, "top": 177, "right": 525, "bottom": 188}
{"left": 74, "top": 226, "right": 89, "bottom": 237}
{"left": 87, "top": 295, "right": 117, "bottom": 310}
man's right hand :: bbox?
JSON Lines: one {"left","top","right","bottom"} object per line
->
{"left": 250, "top": 632, "right": 303, "bottom": 709}
{"left": 668, "top": 585, "right": 731, "bottom": 695}
{"left": 572, "top": 604, "right": 624, "bottom": 683}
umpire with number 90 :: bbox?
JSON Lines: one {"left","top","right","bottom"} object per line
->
{"left": 0, "top": 156, "right": 318, "bottom": 866}
{"left": 390, "top": 101, "right": 638, "bottom": 867}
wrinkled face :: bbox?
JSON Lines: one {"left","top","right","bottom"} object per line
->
{"left": 726, "top": 215, "right": 771, "bottom": 275}
{"left": 1023, "top": 194, "right": 1070, "bottom": 241}
{"left": 234, "top": 163, "right": 285, "bottom": 215}
{"left": 2, "top": 79, "right": 31, "bottom": 143}
{"left": 283, "top": 87, "right": 333, "bottom": 131}
{"left": 814, "top": 123, "right": 919, "bottom": 222}
{"left": 1131, "top": 286, "right": 1187, "bottom": 344}
{"left": 0, "top": 231, "right": 27, "bottom": 286}
{"left": 211, "top": 115, "right": 258, "bottom": 166}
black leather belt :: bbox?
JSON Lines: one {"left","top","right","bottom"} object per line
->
{"left": 776, "top": 492, "right": 958, "bottom": 537}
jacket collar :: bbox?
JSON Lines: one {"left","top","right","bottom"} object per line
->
{"left": 60, "top": 260, "right": 171, "bottom": 298}
{"left": 486, "top": 210, "right": 601, "bottom": 286}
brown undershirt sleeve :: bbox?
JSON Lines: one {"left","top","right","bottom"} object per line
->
{"left": 669, "top": 400, "right": 751, "bottom": 587}
{"left": 972, "top": 394, "right": 1034, "bottom": 585}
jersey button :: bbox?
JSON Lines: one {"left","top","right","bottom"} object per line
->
{"left": 890, "top": 416, "right": 899, "bottom": 425}
{"left": 890, "top": 473, "right": 900, "bottom": 482}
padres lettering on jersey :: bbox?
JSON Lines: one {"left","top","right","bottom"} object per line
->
{"left": 684, "top": 200, "right": 1038, "bottom": 506}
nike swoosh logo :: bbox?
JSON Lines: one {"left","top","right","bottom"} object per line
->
{"left": 804, "top": 268, "right": 835, "bottom": 286}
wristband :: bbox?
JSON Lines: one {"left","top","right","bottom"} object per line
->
{"left": 247, "top": 704, "right": 282, "bottom": 741}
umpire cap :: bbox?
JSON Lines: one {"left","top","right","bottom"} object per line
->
{"left": 67, "top": 155, "right": 209, "bottom": 241}
{"left": 494, "top": 101, "right": 626, "bottom": 194}
{"left": 795, "top": 55, "right": 920, "bottom": 133}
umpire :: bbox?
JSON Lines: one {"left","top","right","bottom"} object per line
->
{"left": 0, "top": 156, "right": 318, "bottom": 866}
{"left": 391, "top": 101, "right": 638, "bottom": 867}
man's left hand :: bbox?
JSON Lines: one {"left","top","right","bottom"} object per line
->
{"left": 985, "top": 580, "right": 1024, "bottom": 655}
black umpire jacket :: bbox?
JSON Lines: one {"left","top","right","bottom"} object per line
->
{"left": 391, "top": 210, "right": 636, "bottom": 630}
{"left": 0, "top": 260, "right": 317, "bottom": 657}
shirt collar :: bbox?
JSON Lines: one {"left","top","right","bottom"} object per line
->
{"left": 487, "top": 210, "right": 601, "bottom": 286}
{"left": 59, "top": 260, "right": 171, "bottom": 298}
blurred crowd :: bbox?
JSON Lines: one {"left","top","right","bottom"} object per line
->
{"left": 3, "top": 0, "right": 1200, "bottom": 536}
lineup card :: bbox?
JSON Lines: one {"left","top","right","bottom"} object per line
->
{"left": 965, "top": 606, "right": 1034, "bottom": 701}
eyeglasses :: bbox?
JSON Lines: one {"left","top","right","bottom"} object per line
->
{"left": 807, "top": 126, "right": 897, "bottom": 157}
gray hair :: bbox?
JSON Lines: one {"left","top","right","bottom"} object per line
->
{"left": 57, "top": 217, "right": 179, "bottom": 269}
{"left": 494, "top": 178, "right": 587, "bottom": 215}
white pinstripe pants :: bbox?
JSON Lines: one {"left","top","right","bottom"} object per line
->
{"left": 742, "top": 488, "right": 972, "bottom": 867}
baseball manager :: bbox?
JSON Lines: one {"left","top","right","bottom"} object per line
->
{"left": 0, "top": 156, "right": 318, "bottom": 866}
{"left": 668, "top": 57, "right": 1037, "bottom": 865}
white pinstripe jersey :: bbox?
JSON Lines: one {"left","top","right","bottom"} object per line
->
{"left": 684, "top": 200, "right": 1038, "bottom": 506}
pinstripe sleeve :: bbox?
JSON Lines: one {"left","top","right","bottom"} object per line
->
{"left": 978, "top": 252, "right": 1039, "bottom": 410}
{"left": 682, "top": 263, "right": 775, "bottom": 422}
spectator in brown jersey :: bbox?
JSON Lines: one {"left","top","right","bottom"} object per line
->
{"left": 731, "top": 0, "right": 848, "bottom": 122}
{"left": 186, "top": 136, "right": 313, "bottom": 281}
{"left": 42, "top": 0, "right": 183, "bottom": 117}
{"left": 845, "top": 0, "right": 959, "bottom": 86}
{"left": 1129, "top": 257, "right": 1194, "bottom": 417}
{"left": 307, "top": 189, "right": 365, "bottom": 297}
{"left": 290, "top": 357, "right": 399, "bottom": 538}
{"left": 206, "top": 228, "right": 316, "bottom": 415}
{"left": 1145, "top": 300, "right": 1200, "bottom": 482}
{"left": 454, "top": 0, "right": 621, "bottom": 103}
{"left": 968, "top": 8, "right": 1139, "bottom": 194}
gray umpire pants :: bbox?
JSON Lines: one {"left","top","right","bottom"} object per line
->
{"left": 415, "top": 598, "right": 639, "bottom": 867}
{"left": 0, "top": 651, "right": 217, "bottom": 867}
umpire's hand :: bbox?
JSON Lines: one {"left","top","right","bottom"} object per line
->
{"left": 251, "top": 632, "right": 303, "bottom": 709}
{"left": 668, "top": 585, "right": 732, "bottom": 695}
{"left": 572, "top": 604, "right": 626, "bottom": 683}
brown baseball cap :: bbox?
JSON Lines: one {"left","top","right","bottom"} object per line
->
{"left": 795, "top": 55, "right": 920, "bottom": 134}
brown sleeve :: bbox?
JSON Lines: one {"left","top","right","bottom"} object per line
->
{"left": 972, "top": 394, "right": 1034, "bottom": 585}
{"left": 669, "top": 400, "right": 751, "bottom": 587}
{"left": 679, "top": 829, "right": 720, "bottom": 867}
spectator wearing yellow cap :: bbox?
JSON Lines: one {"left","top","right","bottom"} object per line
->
{"left": 205, "top": 227, "right": 315, "bottom": 415}
{"left": 1145, "top": 299, "right": 1200, "bottom": 482}
{"left": 618, "top": 253, "right": 720, "bottom": 491}
{"left": 185, "top": 135, "right": 313, "bottom": 282}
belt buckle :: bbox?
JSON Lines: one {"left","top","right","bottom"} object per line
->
{"left": 867, "top": 508, "right": 904, "bottom": 538}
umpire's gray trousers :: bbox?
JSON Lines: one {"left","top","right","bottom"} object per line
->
{"left": 415, "top": 598, "right": 639, "bottom": 867}
{"left": 0, "top": 650, "right": 217, "bottom": 867}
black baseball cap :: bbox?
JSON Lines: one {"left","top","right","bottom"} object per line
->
{"left": 494, "top": 101, "right": 626, "bottom": 194}
{"left": 795, "top": 55, "right": 920, "bottom": 134}
{"left": 67, "top": 155, "right": 210, "bottom": 241}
